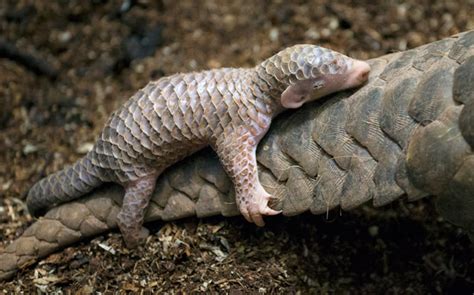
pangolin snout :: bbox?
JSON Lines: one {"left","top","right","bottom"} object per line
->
{"left": 352, "top": 60, "right": 371, "bottom": 85}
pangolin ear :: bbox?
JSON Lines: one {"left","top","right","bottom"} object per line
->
{"left": 281, "top": 84, "right": 310, "bottom": 109}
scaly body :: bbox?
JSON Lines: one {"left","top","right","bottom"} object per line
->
{"left": 27, "top": 45, "right": 370, "bottom": 247}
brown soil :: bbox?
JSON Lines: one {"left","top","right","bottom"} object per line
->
{"left": 1, "top": 0, "right": 473, "bottom": 293}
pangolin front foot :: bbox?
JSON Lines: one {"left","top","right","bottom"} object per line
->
{"left": 238, "top": 184, "right": 281, "bottom": 226}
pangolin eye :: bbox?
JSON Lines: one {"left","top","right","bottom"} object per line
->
{"left": 313, "top": 80, "right": 324, "bottom": 89}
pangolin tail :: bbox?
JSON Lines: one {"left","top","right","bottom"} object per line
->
{"left": 26, "top": 154, "right": 103, "bottom": 217}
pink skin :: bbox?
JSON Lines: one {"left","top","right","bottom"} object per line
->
{"left": 242, "top": 168, "right": 280, "bottom": 227}
{"left": 327, "top": 59, "right": 371, "bottom": 94}
{"left": 248, "top": 59, "right": 371, "bottom": 226}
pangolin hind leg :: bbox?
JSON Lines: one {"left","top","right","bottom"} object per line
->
{"left": 116, "top": 172, "right": 159, "bottom": 248}
{"left": 214, "top": 126, "right": 281, "bottom": 226}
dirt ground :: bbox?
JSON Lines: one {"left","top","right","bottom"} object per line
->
{"left": 1, "top": 0, "right": 474, "bottom": 293}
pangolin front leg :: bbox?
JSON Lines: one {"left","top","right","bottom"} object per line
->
{"left": 214, "top": 126, "right": 280, "bottom": 226}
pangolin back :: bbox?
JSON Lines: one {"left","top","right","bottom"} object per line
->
{"left": 26, "top": 67, "right": 276, "bottom": 215}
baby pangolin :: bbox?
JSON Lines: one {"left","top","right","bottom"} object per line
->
{"left": 27, "top": 45, "right": 371, "bottom": 248}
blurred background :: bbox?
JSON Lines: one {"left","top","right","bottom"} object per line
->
{"left": 1, "top": 0, "right": 473, "bottom": 293}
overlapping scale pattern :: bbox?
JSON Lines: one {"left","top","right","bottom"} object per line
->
{"left": 27, "top": 66, "right": 278, "bottom": 215}
{"left": 7, "top": 32, "right": 474, "bottom": 281}
{"left": 259, "top": 44, "right": 351, "bottom": 89}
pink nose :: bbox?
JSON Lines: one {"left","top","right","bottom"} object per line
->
{"left": 352, "top": 60, "right": 371, "bottom": 85}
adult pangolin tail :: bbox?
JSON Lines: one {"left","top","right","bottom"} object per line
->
{"left": 26, "top": 154, "right": 103, "bottom": 217}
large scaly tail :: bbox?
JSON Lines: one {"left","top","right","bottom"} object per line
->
{"left": 26, "top": 154, "right": 103, "bottom": 216}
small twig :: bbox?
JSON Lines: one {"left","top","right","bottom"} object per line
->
{"left": 0, "top": 37, "right": 58, "bottom": 79}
